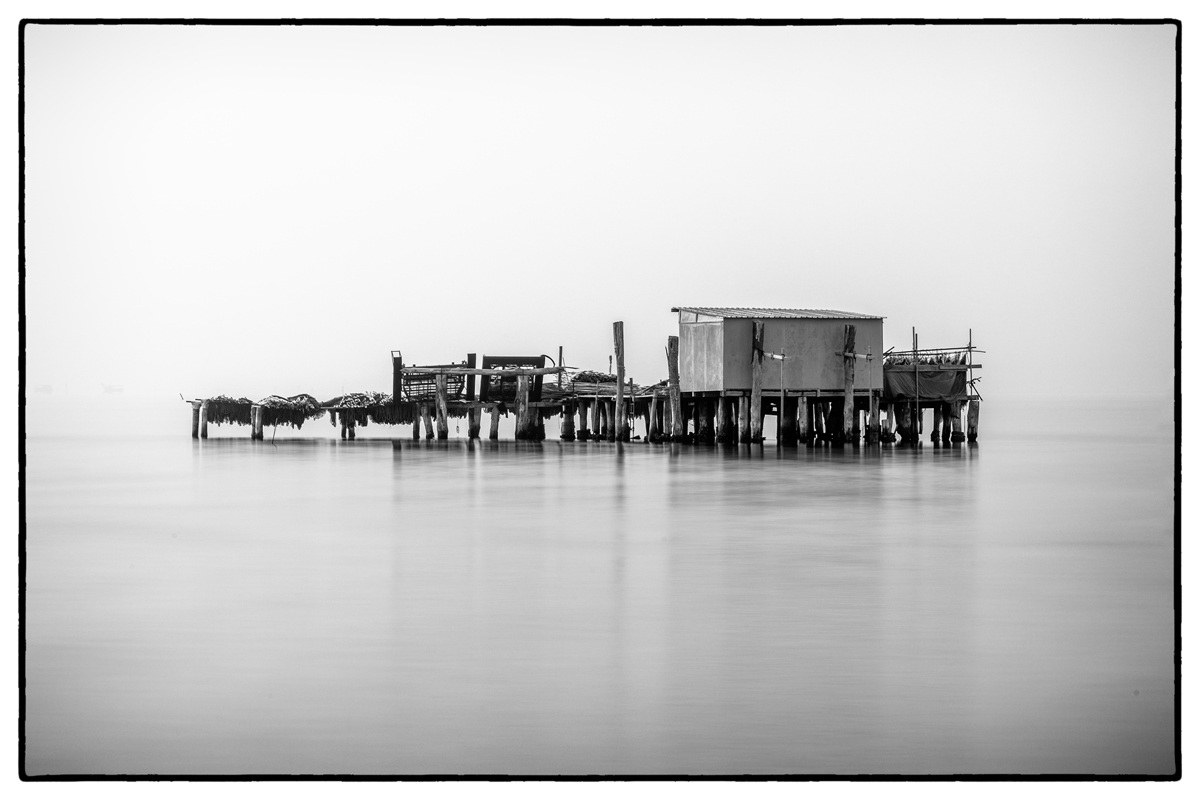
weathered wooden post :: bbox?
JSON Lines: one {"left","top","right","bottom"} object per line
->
{"left": 489, "top": 405, "right": 501, "bottom": 440}
{"left": 950, "top": 400, "right": 965, "bottom": 442}
{"left": 591, "top": 394, "right": 602, "bottom": 440}
{"left": 868, "top": 392, "right": 880, "bottom": 444}
{"left": 737, "top": 395, "right": 749, "bottom": 444}
{"left": 967, "top": 399, "right": 980, "bottom": 442}
{"left": 515, "top": 375, "right": 533, "bottom": 440}
{"left": 667, "top": 336, "right": 683, "bottom": 443}
{"left": 697, "top": 399, "right": 715, "bottom": 444}
{"left": 881, "top": 404, "right": 893, "bottom": 443}
{"left": 940, "top": 402, "right": 951, "bottom": 444}
{"left": 435, "top": 374, "right": 450, "bottom": 440}
{"left": 648, "top": 393, "right": 661, "bottom": 442}
{"left": 796, "top": 395, "right": 809, "bottom": 446}
{"left": 750, "top": 321, "right": 764, "bottom": 443}
{"left": 191, "top": 402, "right": 201, "bottom": 438}
{"left": 715, "top": 396, "right": 729, "bottom": 443}
{"left": 842, "top": 324, "right": 856, "bottom": 445}
{"left": 347, "top": 413, "right": 357, "bottom": 440}
{"left": 561, "top": 400, "right": 576, "bottom": 441}
{"left": 250, "top": 405, "right": 259, "bottom": 440}
{"left": 465, "top": 354, "right": 480, "bottom": 439}
{"left": 780, "top": 397, "right": 797, "bottom": 446}
{"left": 931, "top": 405, "right": 943, "bottom": 443}
{"left": 577, "top": 399, "right": 590, "bottom": 441}
{"left": 421, "top": 405, "right": 434, "bottom": 440}
{"left": 613, "top": 322, "right": 627, "bottom": 442}
{"left": 413, "top": 416, "right": 421, "bottom": 440}
{"left": 199, "top": 400, "right": 209, "bottom": 439}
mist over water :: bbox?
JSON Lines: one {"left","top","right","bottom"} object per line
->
{"left": 23, "top": 395, "right": 1176, "bottom": 775}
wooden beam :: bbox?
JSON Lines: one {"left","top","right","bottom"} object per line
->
{"left": 400, "top": 366, "right": 565, "bottom": 377}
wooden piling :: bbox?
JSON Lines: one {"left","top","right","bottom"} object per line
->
{"left": 842, "top": 324, "right": 856, "bottom": 444}
{"left": 340, "top": 410, "right": 347, "bottom": 440}
{"left": 648, "top": 393, "right": 661, "bottom": 442}
{"left": 780, "top": 396, "right": 797, "bottom": 446}
{"left": 667, "top": 336, "right": 683, "bottom": 442}
{"left": 191, "top": 402, "right": 201, "bottom": 439}
{"left": 931, "top": 405, "right": 943, "bottom": 443}
{"left": 489, "top": 405, "right": 501, "bottom": 440}
{"left": 467, "top": 408, "right": 481, "bottom": 440}
{"left": 940, "top": 402, "right": 951, "bottom": 444}
{"left": 735, "top": 395, "right": 747, "bottom": 444}
{"left": 347, "top": 415, "right": 356, "bottom": 440}
{"left": 867, "top": 393, "right": 879, "bottom": 444}
{"left": 515, "top": 375, "right": 533, "bottom": 440}
{"left": 950, "top": 401, "right": 965, "bottom": 442}
{"left": 591, "top": 394, "right": 603, "bottom": 440}
{"left": 750, "top": 322, "right": 764, "bottom": 442}
{"left": 413, "top": 416, "right": 421, "bottom": 440}
{"left": 614, "top": 322, "right": 627, "bottom": 442}
{"left": 881, "top": 404, "right": 893, "bottom": 443}
{"left": 561, "top": 400, "right": 576, "bottom": 441}
{"left": 796, "top": 395, "right": 809, "bottom": 445}
{"left": 715, "top": 395, "right": 729, "bottom": 443}
{"left": 967, "top": 399, "right": 979, "bottom": 442}
{"left": 199, "top": 400, "right": 209, "bottom": 439}
{"left": 697, "top": 399, "right": 714, "bottom": 444}
{"left": 851, "top": 403, "right": 862, "bottom": 444}
{"left": 435, "top": 374, "right": 450, "bottom": 440}
{"left": 421, "top": 405, "right": 434, "bottom": 440}
{"left": 577, "top": 399, "right": 590, "bottom": 441}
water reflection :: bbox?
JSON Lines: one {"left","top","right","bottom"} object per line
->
{"left": 23, "top": 430, "right": 1175, "bottom": 775}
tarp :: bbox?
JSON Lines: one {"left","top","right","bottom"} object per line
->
{"left": 883, "top": 369, "right": 967, "bottom": 402}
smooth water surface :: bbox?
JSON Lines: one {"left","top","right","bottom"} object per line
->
{"left": 23, "top": 397, "right": 1176, "bottom": 775}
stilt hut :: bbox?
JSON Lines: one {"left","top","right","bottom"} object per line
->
{"left": 671, "top": 307, "right": 885, "bottom": 445}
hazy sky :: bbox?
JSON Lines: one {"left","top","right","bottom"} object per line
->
{"left": 23, "top": 22, "right": 1177, "bottom": 400}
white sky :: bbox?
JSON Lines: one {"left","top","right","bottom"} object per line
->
{"left": 21, "top": 20, "right": 1177, "bottom": 401}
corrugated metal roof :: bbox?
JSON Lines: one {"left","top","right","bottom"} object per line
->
{"left": 671, "top": 306, "right": 884, "bottom": 320}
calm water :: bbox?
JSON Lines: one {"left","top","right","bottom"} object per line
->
{"left": 23, "top": 396, "right": 1176, "bottom": 775}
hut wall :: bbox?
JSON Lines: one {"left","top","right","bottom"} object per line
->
{"left": 719, "top": 318, "right": 884, "bottom": 393}
{"left": 679, "top": 314, "right": 724, "bottom": 393}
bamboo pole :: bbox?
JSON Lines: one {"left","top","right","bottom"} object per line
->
{"left": 750, "top": 321, "right": 764, "bottom": 443}
{"left": 489, "top": 405, "right": 501, "bottom": 440}
{"left": 667, "top": 336, "right": 683, "bottom": 442}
